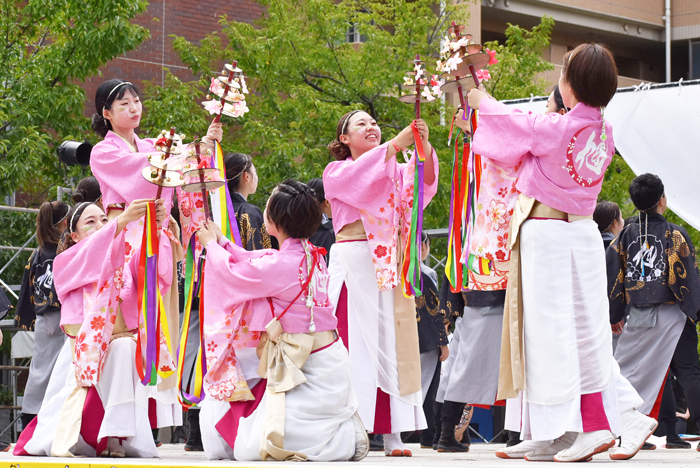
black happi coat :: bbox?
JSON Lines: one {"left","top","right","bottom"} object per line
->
{"left": 231, "top": 192, "right": 278, "bottom": 251}
{"left": 309, "top": 218, "right": 335, "bottom": 263}
{"left": 438, "top": 273, "right": 506, "bottom": 322}
{"left": 416, "top": 267, "right": 448, "bottom": 353}
{"left": 607, "top": 213, "right": 700, "bottom": 324}
{"left": 15, "top": 245, "right": 61, "bottom": 330}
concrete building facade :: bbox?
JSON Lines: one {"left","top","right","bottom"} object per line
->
{"left": 85, "top": 1, "right": 700, "bottom": 103}
{"left": 475, "top": 0, "right": 700, "bottom": 89}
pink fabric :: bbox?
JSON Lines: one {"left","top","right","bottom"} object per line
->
{"left": 216, "top": 379, "right": 267, "bottom": 449}
{"left": 324, "top": 143, "right": 439, "bottom": 291}
{"left": 13, "top": 416, "right": 37, "bottom": 455}
{"left": 55, "top": 220, "right": 125, "bottom": 385}
{"left": 90, "top": 131, "right": 174, "bottom": 213}
{"left": 473, "top": 100, "right": 614, "bottom": 216}
{"left": 208, "top": 238, "right": 336, "bottom": 334}
{"left": 54, "top": 218, "right": 174, "bottom": 385}
{"left": 580, "top": 392, "right": 611, "bottom": 433}
{"left": 201, "top": 237, "right": 335, "bottom": 401}
{"left": 81, "top": 387, "right": 107, "bottom": 454}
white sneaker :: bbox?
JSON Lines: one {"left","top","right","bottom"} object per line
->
{"left": 350, "top": 413, "right": 369, "bottom": 461}
{"left": 525, "top": 432, "right": 576, "bottom": 461}
{"left": 554, "top": 430, "right": 615, "bottom": 462}
{"left": 609, "top": 410, "right": 658, "bottom": 460}
{"left": 495, "top": 439, "right": 551, "bottom": 459}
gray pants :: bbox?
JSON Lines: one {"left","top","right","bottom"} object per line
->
{"left": 21, "top": 312, "right": 66, "bottom": 415}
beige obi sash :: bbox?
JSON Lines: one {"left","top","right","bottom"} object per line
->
{"left": 497, "top": 194, "right": 592, "bottom": 400}
{"left": 336, "top": 220, "right": 422, "bottom": 398}
{"left": 256, "top": 329, "right": 337, "bottom": 461}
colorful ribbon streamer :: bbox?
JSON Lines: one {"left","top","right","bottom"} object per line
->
{"left": 211, "top": 141, "right": 243, "bottom": 245}
{"left": 176, "top": 236, "right": 208, "bottom": 407}
{"left": 445, "top": 124, "right": 470, "bottom": 293}
{"left": 401, "top": 121, "right": 427, "bottom": 297}
{"left": 135, "top": 202, "right": 175, "bottom": 386}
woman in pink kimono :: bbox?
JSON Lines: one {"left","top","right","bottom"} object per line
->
{"left": 323, "top": 111, "right": 439, "bottom": 456}
{"left": 467, "top": 43, "right": 654, "bottom": 462}
{"left": 89, "top": 79, "right": 221, "bottom": 428}
{"left": 14, "top": 199, "right": 173, "bottom": 458}
{"left": 196, "top": 179, "right": 367, "bottom": 461}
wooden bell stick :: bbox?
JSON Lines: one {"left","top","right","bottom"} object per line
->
{"left": 195, "top": 141, "right": 211, "bottom": 219}
{"left": 155, "top": 127, "right": 176, "bottom": 200}
{"left": 414, "top": 54, "right": 421, "bottom": 120}
{"left": 213, "top": 60, "right": 238, "bottom": 124}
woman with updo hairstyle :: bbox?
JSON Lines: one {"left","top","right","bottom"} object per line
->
{"left": 223, "top": 152, "right": 275, "bottom": 250}
{"left": 468, "top": 43, "right": 653, "bottom": 461}
{"left": 593, "top": 201, "right": 623, "bottom": 248}
{"left": 16, "top": 201, "right": 69, "bottom": 431}
{"left": 14, "top": 199, "right": 175, "bottom": 458}
{"left": 195, "top": 179, "right": 367, "bottom": 462}
{"left": 89, "top": 78, "right": 223, "bottom": 431}
{"left": 323, "top": 110, "right": 439, "bottom": 456}
{"left": 72, "top": 176, "right": 102, "bottom": 209}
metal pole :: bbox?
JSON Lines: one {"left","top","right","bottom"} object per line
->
{"left": 0, "top": 279, "right": 18, "bottom": 300}
{"left": 0, "top": 233, "right": 36, "bottom": 277}
{"left": 665, "top": 0, "right": 672, "bottom": 82}
{"left": 0, "top": 205, "right": 39, "bottom": 214}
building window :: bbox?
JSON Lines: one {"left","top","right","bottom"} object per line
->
{"left": 690, "top": 40, "right": 700, "bottom": 80}
{"left": 346, "top": 22, "right": 372, "bottom": 44}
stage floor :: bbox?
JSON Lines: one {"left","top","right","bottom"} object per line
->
{"left": 0, "top": 436, "right": 697, "bottom": 467}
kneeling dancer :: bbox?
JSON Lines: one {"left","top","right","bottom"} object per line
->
{"left": 197, "top": 179, "right": 367, "bottom": 462}
{"left": 15, "top": 200, "right": 173, "bottom": 457}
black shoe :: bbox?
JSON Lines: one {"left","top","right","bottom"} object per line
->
{"left": 666, "top": 436, "right": 691, "bottom": 449}
{"left": 20, "top": 413, "right": 36, "bottom": 432}
{"left": 640, "top": 441, "right": 656, "bottom": 450}
{"left": 437, "top": 422, "right": 469, "bottom": 453}
{"left": 184, "top": 409, "right": 204, "bottom": 451}
{"left": 0, "top": 441, "right": 10, "bottom": 452}
{"left": 506, "top": 430, "right": 521, "bottom": 447}
{"left": 368, "top": 434, "right": 384, "bottom": 452}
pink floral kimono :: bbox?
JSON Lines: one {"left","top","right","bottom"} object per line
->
{"left": 15, "top": 218, "right": 174, "bottom": 458}
{"left": 198, "top": 237, "right": 360, "bottom": 461}
{"left": 90, "top": 130, "right": 184, "bottom": 425}
{"left": 323, "top": 142, "right": 438, "bottom": 434}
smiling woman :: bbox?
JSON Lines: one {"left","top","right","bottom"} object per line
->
{"left": 323, "top": 110, "right": 439, "bottom": 457}
{"left": 87, "top": 77, "right": 225, "bottom": 446}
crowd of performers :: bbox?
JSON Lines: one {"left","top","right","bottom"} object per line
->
{"left": 7, "top": 41, "right": 700, "bottom": 462}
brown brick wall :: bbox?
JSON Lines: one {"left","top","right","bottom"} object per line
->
{"left": 673, "top": 0, "right": 700, "bottom": 28}
{"left": 82, "top": 0, "right": 264, "bottom": 111}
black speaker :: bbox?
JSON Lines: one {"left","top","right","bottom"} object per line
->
{"left": 57, "top": 140, "right": 92, "bottom": 166}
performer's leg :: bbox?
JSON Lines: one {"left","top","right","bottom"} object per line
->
{"left": 659, "top": 373, "right": 690, "bottom": 449}
{"left": 437, "top": 400, "right": 468, "bottom": 452}
{"left": 670, "top": 319, "right": 700, "bottom": 426}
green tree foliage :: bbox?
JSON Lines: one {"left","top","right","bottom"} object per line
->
{"left": 483, "top": 17, "right": 555, "bottom": 100}
{"left": 0, "top": 0, "right": 149, "bottom": 302}
{"left": 146, "top": 1, "right": 555, "bottom": 243}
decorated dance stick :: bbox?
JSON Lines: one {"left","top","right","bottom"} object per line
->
{"left": 142, "top": 126, "right": 188, "bottom": 199}
{"left": 398, "top": 55, "right": 443, "bottom": 297}
{"left": 438, "top": 23, "right": 494, "bottom": 119}
{"left": 180, "top": 140, "right": 225, "bottom": 220}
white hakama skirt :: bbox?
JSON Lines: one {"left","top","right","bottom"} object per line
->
{"left": 614, "top": 303, "right": 686, "bottom": 415}
{"left": 201, "top": 343, "right": 359, "bottom": 461}
{"left": 328, "top": 241, "right": 425, "bottom": 433}
{"left": 18, "top": 337, "right": 158, "bottom": 458}
{"left": 513, "top": 219, "right": 642, "bottom": 441}
{"left": 436, "top": 304, "right": 503, "bottom": 405}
